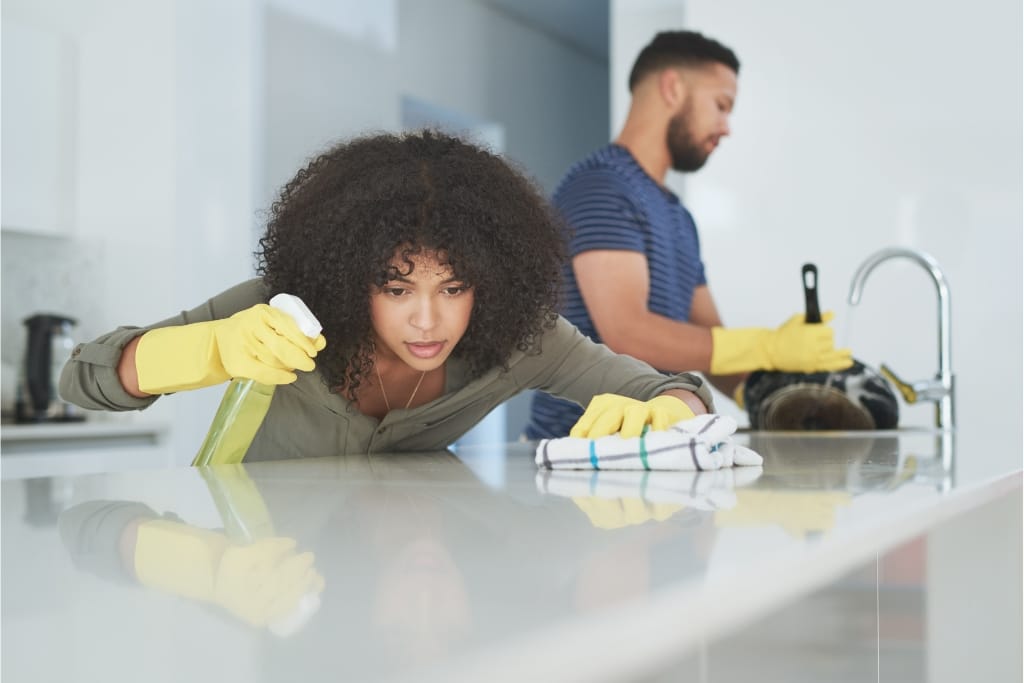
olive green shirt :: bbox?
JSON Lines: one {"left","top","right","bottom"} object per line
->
{"left": 60, "top": 279, "right": 714, "bottom": 460}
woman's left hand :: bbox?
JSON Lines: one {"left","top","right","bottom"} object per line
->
{"left": 570, "top": 393, "right": 697, "bottom": 439}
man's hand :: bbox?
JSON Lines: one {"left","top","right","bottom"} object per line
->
{"left": 710, "top": 311, "right": 853, "bottom": 375}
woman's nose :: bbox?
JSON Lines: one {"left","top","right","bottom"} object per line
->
{"left": 410, "top": 296, "right": 438, "bottom": 331}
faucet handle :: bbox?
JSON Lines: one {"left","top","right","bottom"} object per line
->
{"left": 880, "top": 364, "right": 918, "bottom": 404}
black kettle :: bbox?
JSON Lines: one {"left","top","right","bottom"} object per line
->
{"left": 16, "top": 313, "right": 85, "bottom": 423}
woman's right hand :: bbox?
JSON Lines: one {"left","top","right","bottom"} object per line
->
{"left": 129, "top": 304, "right": 327, "bottom": 396}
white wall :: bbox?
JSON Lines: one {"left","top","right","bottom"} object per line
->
{"left": 262, "top": 0, "right": 608, "bottom": 209}
{"left": 262, "top": 0, "right": 402, "bottom": 213}
{"left": 397, "top": 0, "right": 608, "bottom": 193}
{"left": 612, "top": 0, "right": 1023, "bottom": 477}
{"left": 2, "top": 0, "right": 259, "bottom": 460}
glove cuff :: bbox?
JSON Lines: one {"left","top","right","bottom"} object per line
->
{"left": 136, "top": 323, "right": 230, "bottom": 394}
{"left": 134, "top": 520, "right": 228, "bottom": 602}
{"left": 732, "top": 381, "right": 746, "bottom": 410}
{"left": 710, "top": 327, "right": 773, "bottom": 375}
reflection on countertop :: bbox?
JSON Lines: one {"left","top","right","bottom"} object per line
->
{"left": 1, "top": 431, "right": 1018, "bottom": 683}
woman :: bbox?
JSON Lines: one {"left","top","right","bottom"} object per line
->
{"left": 60, "top": 130, "right": 713, "bottom": 460}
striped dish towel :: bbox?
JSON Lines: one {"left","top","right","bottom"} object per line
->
{"left": 535, "top": 414, "right": 763, "bottom": 471}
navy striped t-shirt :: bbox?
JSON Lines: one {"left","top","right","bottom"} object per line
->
{"left": 525, "top": 144, "right": 707, "bottom": 439}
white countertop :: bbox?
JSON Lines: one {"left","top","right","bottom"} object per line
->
{"left": 1, "top": 428, "right": 1019, "bottom": 682}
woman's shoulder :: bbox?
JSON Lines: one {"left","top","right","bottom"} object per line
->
{"left": 219, "top": 277, "right": 269, "bottom": 301}
{"left": 207, "top": 278, "right": 270, "bottom": 311}
{"left": 507, "top": 316, "right": 585, "bottom": 364}
{"left": 173, "top": 278, "right": 269, "bottom": 325}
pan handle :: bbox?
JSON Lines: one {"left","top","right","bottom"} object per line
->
{"left": 802, "top": 263, "right": 822, "bottom": 323}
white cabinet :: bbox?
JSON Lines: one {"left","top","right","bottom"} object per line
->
{"left": 1, "top": 19, "right": 77, "bottom": 236}
{"left": 1, "top": 421, "right": 171, "bottom": 479}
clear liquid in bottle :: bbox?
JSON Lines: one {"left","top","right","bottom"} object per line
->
{"left": 191, "top": 293, "right": 321, "bottom": 467}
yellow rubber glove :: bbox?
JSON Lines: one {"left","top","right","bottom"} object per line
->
{"left": 572, "top": 497, "right": 682, "bottom": 530}
{"left": 136, "top": 304, "right": 327, "bottom": 394}
{"left": 732, "top": 380, "right": 746, "bottom": 410}
{"left": 715, "top": 490, "right": 852, "bottom": 539}
{"left": 134, "top": 519, "right": 325, "bottom": 628}
{"left": 710, "top": 311, "right": 853, "bottom": 375}
{"left": 570, "top": 394, "right": 696, "bottom": 439}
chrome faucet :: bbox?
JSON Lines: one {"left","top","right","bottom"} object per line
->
{"left": 848, "top": 247, "right": 955, "bottom": 431}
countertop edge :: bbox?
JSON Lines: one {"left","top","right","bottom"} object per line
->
{"left": 0, "top": 421, "right": 170, "bottom": 442}
{"left": 415, "top": 469, "right": 1023, "bottom": 683}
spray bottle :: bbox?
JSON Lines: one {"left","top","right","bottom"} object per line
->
{"left": 192, "top": 293, "right": 322, "bottom": 467}
{"left": 199, "top": 465, "right": 322, "bottom": 636}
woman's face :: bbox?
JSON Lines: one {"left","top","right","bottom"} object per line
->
{"left": 369, "top": 250, "right": 474, "bottom": 371}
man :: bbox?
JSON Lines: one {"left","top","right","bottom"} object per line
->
{"left": 525, "top": 30, "right": 851, "bottom": 439}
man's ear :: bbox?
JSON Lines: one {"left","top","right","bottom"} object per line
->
{"left": 658, "top": 68, "right": 687, "bottom": 109}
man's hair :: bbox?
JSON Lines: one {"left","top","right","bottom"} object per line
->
{"left": 628, "top": 30, "right": 740, "bottom": 91}
{"left": 257, "top": 130, "right": 566, "bottom": 396}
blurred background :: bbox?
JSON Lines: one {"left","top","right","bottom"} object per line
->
{"left": 2, "top": 0, "right": 1020, "bottom": 478}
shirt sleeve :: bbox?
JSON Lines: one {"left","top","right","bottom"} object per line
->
{"left": 58, "top": 500, "right": 160, "bottom": 582}
{"left": 513, "top": 317, "right": 715, "bottom": 412}
{"left": 58, "top": 279, "right": 268, "bottom": 412}
{"left": 556, "top": 170, "right": 648, "bottom": 257}
{"left": 680, "top": 204, "right": 709, "bottom": 288}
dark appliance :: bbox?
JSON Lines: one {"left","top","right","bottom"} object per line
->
{"left": 16, "top": 313, "right": 85, "bottom": 423}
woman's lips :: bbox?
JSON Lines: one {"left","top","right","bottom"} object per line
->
{"left": 406, "top": 341, "right": 445, "bottom": 359}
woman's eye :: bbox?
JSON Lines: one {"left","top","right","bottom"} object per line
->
{"left": 443, "top": 286, "right": 468, "bottom": 296}
{"left": 384, "top": 287, "right": 407, "bottom": 297}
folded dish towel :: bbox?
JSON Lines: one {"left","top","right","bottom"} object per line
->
{"left": 535, "top": 414, "right": 763, "bottom": 471}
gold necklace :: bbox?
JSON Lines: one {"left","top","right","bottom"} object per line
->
{"left": 374, "top": 364, "right": 427, "bottom": 411}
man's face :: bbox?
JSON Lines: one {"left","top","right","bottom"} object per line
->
{"left": 667, "top": 63, "right": 737, "bottom": 172}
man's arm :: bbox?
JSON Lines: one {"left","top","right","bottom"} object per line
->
{"left": 686, "top": 287, "right": 746, "bottom": 397}
{"left": 573, "top": 249, "right": 744, "bottom": 397}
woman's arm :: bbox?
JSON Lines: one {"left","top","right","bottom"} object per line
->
{"left": 116, "top": 336, "right": 148, "bottom": 398}
{"left": 521, "top": 316, "right": 716, "bottom": 413}
{"left": 59, "top": 279, "right": 267, "bottom": 411}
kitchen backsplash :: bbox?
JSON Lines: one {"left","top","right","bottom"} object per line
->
{"left": 1, "top": 232, "right": 107, "bottom": 410}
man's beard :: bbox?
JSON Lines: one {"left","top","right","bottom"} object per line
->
{"left": 667, "top": 110, "right": 711, "bottom": 172}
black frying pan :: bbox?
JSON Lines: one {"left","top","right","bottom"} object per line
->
{"left": 742, "top": 264, "right": 899, "bottom": 430}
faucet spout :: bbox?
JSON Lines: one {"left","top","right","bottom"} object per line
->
{"left": 848, "top": 247, "right": 954, "bottom": 430}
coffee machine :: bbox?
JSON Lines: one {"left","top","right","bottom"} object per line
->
{"left": 16, "top": 313, "right": 85, "bottom": 423}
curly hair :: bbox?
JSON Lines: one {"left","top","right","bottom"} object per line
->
{"left": 257, "top": 130, "right": 566, "bottom": 396}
